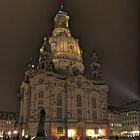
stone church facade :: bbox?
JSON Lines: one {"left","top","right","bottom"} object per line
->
{"left": 18, "top": 4, "right": 109, "bottom": 139}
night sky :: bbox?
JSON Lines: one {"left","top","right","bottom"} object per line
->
{"left": 0, "top": 0, "right": 139, "bottom": 112}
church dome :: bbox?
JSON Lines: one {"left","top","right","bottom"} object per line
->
{"left": 49, "top": 33, "right": 82, "bottom": 61}
{"left": 49, "top": 4, "right": 85, "bottom": 75}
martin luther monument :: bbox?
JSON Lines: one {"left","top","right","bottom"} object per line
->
{"left": 34, "top": 108, "right": 47, "bottom": 139}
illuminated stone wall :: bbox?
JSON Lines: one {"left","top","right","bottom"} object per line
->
{"left": 19, "top": 72, "right": 108, "bottom": 138}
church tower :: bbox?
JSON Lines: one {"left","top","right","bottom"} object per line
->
{"left": 38, "top": 37, "right": 54, "bottom": 71}
{"left": 90, "top": 50, "right": 104, "bottom": 82}
{"left": 18, "top": 3, "right": 109, "bottom": 139}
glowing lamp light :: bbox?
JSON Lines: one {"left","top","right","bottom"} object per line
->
{"left": 121, "top": 131, "right": 128, "bottom": 134}
{"left": 98, "top": 129, "right": 102, "bottom": 134}
{"left": 98, "top": 128, "right": 106, "bottom": 136}
{"left": 22, "top": 129, "right": 25, "bottom": 137}
{"left": 0, "top": 130, "right": 3, "bottom": 137}
{"left": 86, "top": 129, "right": 95, "bottom": 137}
{"left": 6, "top": 122, "right": 11, "bottom": 124}
{"left": 131, "top": 131, "right": 140, "bottom": 135}
{"left": 13, "top": 130, "right": 18, "bottom": 135}
{"left": 68, "top": 129, "right": 75, "bottom": 137}
{"left": 32, "top": 65, "right": 35, "bottom": 68}
{"left": 31, "top": 136, "right": 35, "bottom": 140}
{"left": 8, "top": 131, "right": 11, "bottom": 136}
{"left": 0, "top": 134, "right": 3, "bottom": 138}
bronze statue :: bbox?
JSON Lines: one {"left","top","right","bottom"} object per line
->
{"left": 36, "top": 107, "right": 46, "bottom": 137}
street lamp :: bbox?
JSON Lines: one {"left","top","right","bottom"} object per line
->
{"left": 8, "top": 131, "right": 11, "bottom": 136}
{"left": 13, "top": 130, "right": 18, "bottom": 135}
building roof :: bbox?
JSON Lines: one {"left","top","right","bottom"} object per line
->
{"left": 0, "top": 112, "right": 16, "bottom": 120}
{"left": 121, "top": 100, "right": 140, "bottom": 112}
{"left": 108, "top": 100, "right": 140, "bottom": 113}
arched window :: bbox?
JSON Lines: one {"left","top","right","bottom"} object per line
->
{"left": 56, "top": 94, "right": 63, "bottom": 120}
{"left": 77, "top": 95, "right": 82, "bottom": 107}
{"left": 92, "top": 97, "right": 96, "bottom": 108}
{"left": 57, "top": 126, "right": 63, "bottom": 134}
{"left": 91, "top": 97, "right": 97, "bottom": 121}
{"left": 77, "top": 95, "right": 82, "bottom": 120}
{"left": 92, "top": 110, "right": 97, "bottom": 121}
{"left": 57, "top": 94, "right": 62, "bottom": 106}
{"left": 38, "top": 91, "right": 44, "bottom": 116}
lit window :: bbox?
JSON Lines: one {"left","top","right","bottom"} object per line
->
{"left": 57, "top": 126, "right": 63, "bottom": 134}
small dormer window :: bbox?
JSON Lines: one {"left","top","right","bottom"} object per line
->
{"left": 69, "top": 42, "right": 74, "bottom": 53}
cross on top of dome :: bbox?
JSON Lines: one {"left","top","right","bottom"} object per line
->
{"left": 58, "top": 3, "right": 67, "bottom": 15}
{"left": 60, "top": 3, "right": 64, "bottom": 11}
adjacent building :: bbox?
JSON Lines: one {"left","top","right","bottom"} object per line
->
{"left": 0, "top": 112, "right": 17, "bottom": 137}
{"left": 108, "top": 106, "right": 122, "bottom": 136}
{"left": 121, "top": 100, "right": 140, "bottom": 136}
{"left": 18, "top": 4, "right": 109, "bottom": 139}
{"left": 108, "top": 100, "right": 140, "bottom": 137}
